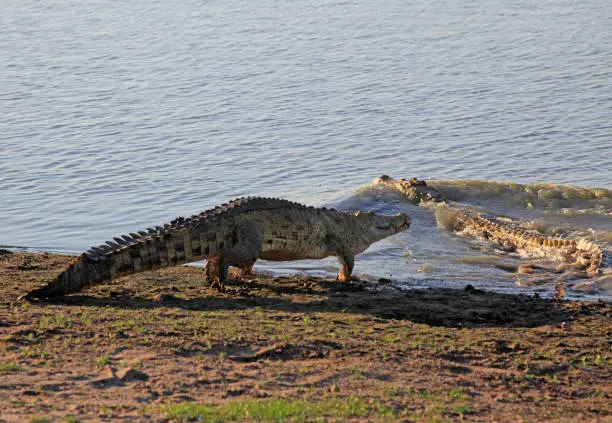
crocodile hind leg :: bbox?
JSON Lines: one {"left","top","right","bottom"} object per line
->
{"left": 240, "top": 260, "right": 257, "bottom": 279}
{"left": 203, "top": 255, "right": 228, "bottom": 291}
{"left": 227, "top": 222, "right": 262, "bottom": 281}
{"left": 336, "top": 254, "right": 355, "bottom": 282}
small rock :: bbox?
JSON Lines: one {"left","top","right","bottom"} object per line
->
{"left": 41, "top": 384, "right": 61, "bottom": 392}
{"left": 464, "top": 284, "right": 484, "bottom": 294}
{"left": 91, "top": 366, "right": 121, "bottom": 386}
{"left": 553, "top": 283, "right": 566, "bottom": 300}
{"left": 224, "top": 388, "right": 247, "bottom": 397}
{"left": 23, "top": 390, "right": 39, "bottom": 396}
{"left": 117, "top": 368, "right": 149, "bottom": 382}
{"left": 250, "top": 388, "right": 269, "bottom": 398}
{"left": 153, "top": 293, "right": 180, "bottom": 303}
{"left": 528, "top": 362, "right": 568, "bottom": 375}
{"left": 102, "top": 365, "right": 117, "bottom": 379}
{"left": 172, "top": 394, "right": 194, "bottom": 402}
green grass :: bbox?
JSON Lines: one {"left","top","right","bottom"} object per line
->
{"left": 0, "top": 361, "right": 22, "bottom": 372}
{"left": 38, "top": 316, "right": 54, "bottom": 331}
{"left": 95, "top": 355, "right": 112, "bottom": 366}
{"left": 37, "top": 313, "right": 71, "bottom": 331}
{"left": 350, "top": 367, "right": 363, "bottom": 379}
{"left": 448, "top": 389, "right": 468, "bottom": 401}
{"left": 160, "top": 397, "right": 396, "bottom": 422}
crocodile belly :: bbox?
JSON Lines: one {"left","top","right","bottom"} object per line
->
{"left": 261, "top": 241, "right": 328, "bottom": 261}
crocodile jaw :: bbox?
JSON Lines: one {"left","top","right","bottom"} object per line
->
{"left": 354, "top": 211, "right": 411, "bottom": 244}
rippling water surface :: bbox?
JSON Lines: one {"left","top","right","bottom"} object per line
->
{"left": 2, "top": 0, "right": 611, "bottom": 300}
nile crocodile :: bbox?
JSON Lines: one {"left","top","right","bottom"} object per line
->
{"left": 373, "top": 175, "right": 603, "bottom": 276}
{"left": 22, "top": 197, "right": 411, "bottom": 301}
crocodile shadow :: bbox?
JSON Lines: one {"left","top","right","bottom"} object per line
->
{"left": 46, "top": 277, "right": 572, "bottom": 329}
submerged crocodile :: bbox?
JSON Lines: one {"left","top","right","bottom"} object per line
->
{"left": 373, "top": 175, "right": 603, "bottom": 276}
{"left": 22, "top": 197, "right": 411, "bottom": 301}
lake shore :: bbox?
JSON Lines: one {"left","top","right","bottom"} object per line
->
{"left": 0, "top": 251, "right": 610, "bottom": 422}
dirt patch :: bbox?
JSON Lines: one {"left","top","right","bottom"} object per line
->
{"left": 0, "top": 253, "right": 610, "bottom": 422}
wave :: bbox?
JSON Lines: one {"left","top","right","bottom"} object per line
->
{"left": 428, "top": 179, "right": 612, "bottom": 217}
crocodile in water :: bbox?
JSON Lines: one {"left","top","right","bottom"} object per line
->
{"left": 373, "top": 175, "right": 603, "bottom": 276}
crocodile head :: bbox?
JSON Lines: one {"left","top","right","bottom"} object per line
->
{"left": 352, "top": 210, "right": 411, "bottom": 245}
{"left": 373, "top": 175, "right": 443, "bottom": 204}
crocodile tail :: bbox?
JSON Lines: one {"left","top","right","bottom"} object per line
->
{"left": 22, "top": 228, "right": 202, "bottom": 301}
{"left": 22, "top": 253, "right": 107, "bottom": 300}
{"left": 576, "top": 239, "right": 603, "bottom": 276}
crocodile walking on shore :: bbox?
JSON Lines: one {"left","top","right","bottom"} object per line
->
{"left": 22, "top": 197, "right": 411, "bottom": 301}
{"left": 373, "top": 175, "right": 603, "bottom": 276}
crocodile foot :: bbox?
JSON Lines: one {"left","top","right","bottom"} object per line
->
{"left": 209, "top": 278, "right": 225, "bottom": 292}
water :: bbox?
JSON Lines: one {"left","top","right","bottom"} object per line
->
{"left": 1, "top": 0, "right": 611, "bottom": 300}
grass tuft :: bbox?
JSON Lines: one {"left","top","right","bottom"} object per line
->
{"left": 161, "top": 397, "right": 396, "bottom": 422}
{"left": 0, "top": 361, "right": 22, "bottom": 372}
{"left": 95, "top": 355, "right": 112, "bottom": 366}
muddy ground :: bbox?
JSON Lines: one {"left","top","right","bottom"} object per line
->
{"left": 0, "top": 251, "right": 610, "bottom": 422}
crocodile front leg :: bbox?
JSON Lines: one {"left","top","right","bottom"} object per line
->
{"left": 240, "top": 260, "right": 256, "bottom": 278}
{"left": 203, "top": 255, "right": 228, "bottom": 291}
{"left": 337, "top": 254, "right": 355, "bottom": 282}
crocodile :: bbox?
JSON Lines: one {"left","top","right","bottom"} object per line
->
{"left": 373, "top": 175, "right": 603, "bottom": 276}
{"left": 22, "top": 197, "right": 411, "bottom": 301}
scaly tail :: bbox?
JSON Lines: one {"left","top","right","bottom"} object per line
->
{"left": 468, "top": 215, "right": 604, "bottom": 275}
{"left": 21, "top": 226, "right": 209, "bottom": 301}
{"left": 21, "top": 253, "right": 108, "bottom": 301}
